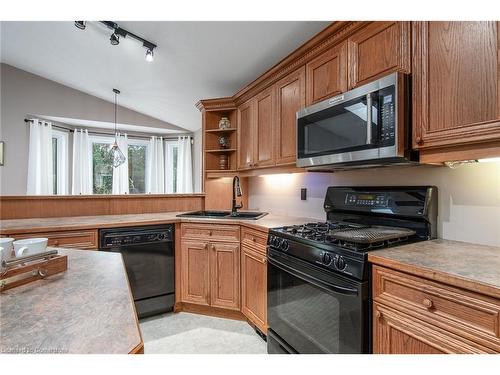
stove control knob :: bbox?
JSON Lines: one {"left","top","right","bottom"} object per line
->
{"left": 269, "top": 235, "right": 276, "bottom": 247}
{"left": 322, "top": 253, "right": 332, "bottom": 266}
{"left": 280, "top": 239, "right": 289, "bottom": 251}
{"left": 334, "top": 256, "right": 347, "bottom": 271}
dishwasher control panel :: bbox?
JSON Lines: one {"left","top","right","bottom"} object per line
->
{"left": 99, "top": 225, "right": 173, "bottom": 248}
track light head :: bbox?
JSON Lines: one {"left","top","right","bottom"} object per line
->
{"left": 145, "top": 48, "right": 154, "bottom": 62}
{"left": 74, "top": 21, "right": 86, "bottom": 30}
{"left": 110, "top": 32, "right": 120, "bottom": 46}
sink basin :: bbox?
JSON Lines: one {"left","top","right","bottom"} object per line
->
{"left": 177, "top": 210, "right": 268, "bottom": 220}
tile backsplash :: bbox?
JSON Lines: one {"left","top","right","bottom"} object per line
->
{"left": 248, "top": 162, "right": 500, "bottom": 247}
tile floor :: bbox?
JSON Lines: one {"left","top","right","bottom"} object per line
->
{"left": 139, "top": 312, "right": 267, "bottom": 354}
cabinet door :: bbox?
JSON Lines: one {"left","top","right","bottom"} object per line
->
{"left": 237, "top": 99, "right": 255, "bottom": 170}
{"left": 373, "top": 303, "right": 494, "bottom": 354}
{"left": 241, "top": 245, "right": 267, "bottom": 333}
{"left": 413, "top": 21, "right": 500, "bottom": 160}
{"left": 348, "top": 21, "right": 410, "bottom": 88}
{"left": 254, "top": 87, "right": 275, "bottom": 167}
{"left": 275, "top": 67, "right": 306, "bottom": 165}
{"left": 180, "top": 240, "right": 210, "bottom": 306}
{"left": 306, "top": 43, "right": 347, "bottom": 105}
{"left": 209, "top": 242, "right": 240, "bottom": 310}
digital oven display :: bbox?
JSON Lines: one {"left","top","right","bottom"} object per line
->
{"left": 346, "top": 193, "right": 387, "bottom": 207}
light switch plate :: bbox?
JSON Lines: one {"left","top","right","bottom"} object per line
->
{"left": 301, "top": 188, "right": 307, "bottom": 200}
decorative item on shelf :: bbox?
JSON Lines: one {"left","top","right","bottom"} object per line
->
{"left": 219, "top": 154, "right": 229, "bottom": 170}
{"left": 218, "top": 116, "right": 231, "bottom": 129}
{"left": 218, "top": 135, "right": 230, "bottom": 149}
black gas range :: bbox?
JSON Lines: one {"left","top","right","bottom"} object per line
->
{"left": 266, "top": 186, "right": 437, "bottom": 354}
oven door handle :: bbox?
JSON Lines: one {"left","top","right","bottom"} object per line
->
{"left": 268, "top": 256, "right": 359, "bottom": 296}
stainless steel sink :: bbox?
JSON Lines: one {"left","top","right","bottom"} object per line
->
{"left": 177, "top": 210, "right": 268, "bottom": 220}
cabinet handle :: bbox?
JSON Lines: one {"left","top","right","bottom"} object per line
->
{"left": 209, "top": 231, "right": 212, "bottom": 236}
{"left": 416, "top": 136, "right": 424, "bottom": 145}
{"left": 422, "top": 298, "right": 434, "bottom": 309}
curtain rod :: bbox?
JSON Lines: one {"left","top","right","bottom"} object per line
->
{"left": 24, "top": 118, "right": 192, "bottom": 141}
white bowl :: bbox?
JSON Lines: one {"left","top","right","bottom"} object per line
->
{"left": 0, "top": 238, "right": 15, "bottom": 261}
{"left": 13, "top": 238, "right": 48, "bottom": 257}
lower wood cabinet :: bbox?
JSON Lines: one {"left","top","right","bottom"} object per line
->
{"left": 180, "top": 224, "right": 241, "bottom": 311}
{"left": 241, "top": 244, "right": 267, "bottom": 333}
{"left": 9, "top": 229, "right": 98, "bottom": 250}
{"left": 372, "top": 265, "right": 500, "bottom": 353}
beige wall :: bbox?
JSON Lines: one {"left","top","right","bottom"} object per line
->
{"left": 0, "top": 63, "right": 202, "bottom": 194}
{"left": 248, "top": 162, "right": 500, "bottom": 247}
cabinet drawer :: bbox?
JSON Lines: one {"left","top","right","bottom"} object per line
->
{"left": 12, "top": 230, "right": 98, "bottom": 250}
{"left": 181, "top": 223, "right": 240, "bottom": 242}
{"left": 373, "top": 266, "right": 500, "bottom": 351}
{"left": 241, "top": 227, "right": 267, "bottom": 254}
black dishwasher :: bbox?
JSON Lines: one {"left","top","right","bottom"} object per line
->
{"left": 99, "top": 224, "right": 175, "bottom": 319}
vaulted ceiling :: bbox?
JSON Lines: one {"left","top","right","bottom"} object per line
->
{"left": 1, "top": 21, "right": 331, "bottom": 132}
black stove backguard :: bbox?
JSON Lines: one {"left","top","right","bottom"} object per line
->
{"left": 323, "top": 186, "right": 438, "bottom": 240}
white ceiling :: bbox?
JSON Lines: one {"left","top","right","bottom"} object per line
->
{"left": 0, "top": 21, "right": 331, "bottom": 132}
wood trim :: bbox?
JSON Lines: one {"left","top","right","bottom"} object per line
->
{"left": 129, "top": 341, "right": 145, "bottom": 354}
{"left": 174, "top": 222, "right": 182, "bottom": 306}
{"left": 177, "top": 302, "right": 246, "bottom": 321}
{"left": 196, "top": 97, "right": 236, "bottom": 112}
{"left": 0, "top": 195, "right": 204, "bottom": 220}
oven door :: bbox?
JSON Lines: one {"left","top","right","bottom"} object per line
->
{"left": 267, "top": 248, "right": 368, "bottom": 354}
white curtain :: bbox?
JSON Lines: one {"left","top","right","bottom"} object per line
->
{"left": 112, "top": 134, "right": 129, "bottom": 194}
{"left": 71, "top": 129, "right": 92, "bottom": 195}
{"left": 146, "top": 136, "right": 165, "bottom": 194}
{"left": 26, "top": 119, "right": 53, "bottom": 195}
{"left": 177, "top": 136, "right": 193, "bottom": 193}
{"left": 164, "top": 140, "right": 175, "bottom": 194}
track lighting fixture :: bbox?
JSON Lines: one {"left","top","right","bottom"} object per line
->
{"left": 74, "top": 21, "right": 157, "bottom": 63}
{"left": 74, "top": 21, "right": 86, "bottom": 30}
{"left": 110, "top": 32, "right": 120, "bottom": 46}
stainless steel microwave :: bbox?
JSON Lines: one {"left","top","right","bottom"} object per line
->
{"left": 296, "top": 72, "right": 416, "bottom": 170}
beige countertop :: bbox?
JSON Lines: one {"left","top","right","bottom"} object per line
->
{"left": 0, "top": 211, "right": 318, "bottom": 234}
{"left": 368, "top": 239, "right": 500, "bottom": 299}
{"left": 0, "top": 247, "right": 143, "bottom": 354}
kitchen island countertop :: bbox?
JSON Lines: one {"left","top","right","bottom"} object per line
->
{"left": 0, "top": 247, "right": 143, "bottom": 354}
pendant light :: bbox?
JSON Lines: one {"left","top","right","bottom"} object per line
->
{"left": 109, "top": 88, "right": 126, "bottom": 168}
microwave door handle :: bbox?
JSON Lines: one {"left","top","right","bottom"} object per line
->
{"left": 366, "top": 93, "right": 373, "bottom": 145}
{"left": 268, "top": 255, "right": 359, "bottom": 296}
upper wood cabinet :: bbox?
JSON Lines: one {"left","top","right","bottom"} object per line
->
{"left": 237, "top": 99, "right": 255, "bottom": 170}
{"left": 180, "top": 239, "right": 210, "bottom": 306}
{"left": 275, "top": 67, "right": 306, "bottom": 165}
{"left": 306, "top": 43, "right": 347, "bottom": 105}
{"left": 348, "top": 21, "right": 410, "bottom": 89}
{"left": 412, "top": 21, "right": 500, "bottom": 162}
{"left": 254, "top": 87, "right": 275, "bottom": 167}
{"left": 210, "top": 242, "right": 241, "bottom": 310}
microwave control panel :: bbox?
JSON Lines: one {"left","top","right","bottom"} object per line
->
{"left": 379, "top": 86, "right": 396, "bottom": 147}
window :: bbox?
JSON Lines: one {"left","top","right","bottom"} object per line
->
{"left": 90, "top": 136, "right": 149, "bottom": 195}
{"left": 128, "top": 139, "right": 148, "bottom": 194}
{"left": 165, "top": 140, "right": 178, "bottom": 193}
{"left": 91, "top": 137, "right": 114, "bottom": 194}
{"left": 51, "top": 129, "right": 68, "bottom": 195}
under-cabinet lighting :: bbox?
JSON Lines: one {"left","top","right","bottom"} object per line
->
{"left": 478, "top": 157, "right": 500, "bottom": 163}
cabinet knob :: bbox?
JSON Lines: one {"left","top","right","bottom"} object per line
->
{"left": 416, "top": 136, "right": 424, "bottom": 145}
{"left": 209, "top": 231, "right": 212, "bottom": 236}
{"left": 204, "top": 243, "right": 208, "bottom": 250}
{"left": 53, "top": 240, "right": 59, "bottom": 246}
{"left": 252, "top": 236, "right": 256, "bottom": 242}
{"left": 211, "top": 245, "right": 215, "bottom": 251}
{"left": 375, "top": 310, "right": 383, "bottom": 320}
{"left": 422, "top": 298, "right": 434, "bottom": 309}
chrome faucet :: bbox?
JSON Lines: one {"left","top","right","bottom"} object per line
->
{"left": 231, "top": 176, "right": 243, "bottom": 216}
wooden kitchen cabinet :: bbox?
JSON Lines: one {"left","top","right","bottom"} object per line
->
{"left": 10, "top": 229, "right": 98, "bottom": 250}
{"left": 412, "top": 21, "right": 500, "bottom": 162}
{"left": 372, "top": 265, "right": 500, "bottom": 353}
{"left": 254, "top": 87, "right": 275, "bottom": 167}
{"left": 241, "top": 244, "right": 267, "bottom": 334}
{"left": 275, "top": 67, "right": 306, "bottom": 165}
{"left": 305, "top": 42, "right": 347, "bottom": 105}
{"left": 210, "top": 242, "right": 241, "bottom": 310}
{"left": 237, "top": 99, "right": 255, "bottom": 169}
{"left": 348, "top": 21, "right": 410, "bottom": 89}
{"left": 180, "top": 223, "right": 241, "bottom": 311}
{"left": 180, "top": 239, "right": 211, "bottom": 306}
